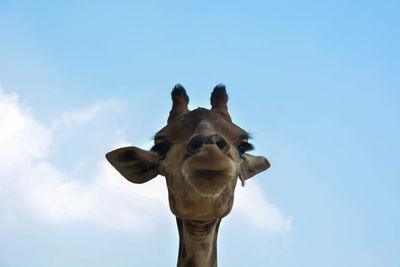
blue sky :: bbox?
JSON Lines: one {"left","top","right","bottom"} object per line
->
{"left": 0, "top": 1, "right": 399, "bottom": 266}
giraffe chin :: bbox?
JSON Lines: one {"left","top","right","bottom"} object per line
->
{"left": 184, "top": 171, "right": 234, "bottom": 196}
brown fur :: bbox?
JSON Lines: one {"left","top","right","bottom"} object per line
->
{"left": 106, "top": 85, "right": 270, "bottom": 267}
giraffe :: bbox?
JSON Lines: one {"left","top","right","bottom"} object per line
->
{"left": 106, "top": 84, "right": 270, "bottom": 267}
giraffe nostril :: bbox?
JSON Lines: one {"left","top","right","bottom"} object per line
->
{"left": 187, "top": 138, "right": 204, "bottom": 154}
{"left": 216, "top": 140, "right": 227, "bottom": 150}
{"left": 187, "top": 134, "right": 230, "bottom": 155}
{"left": 215, "top": 137, "right": 230, "bottom": 154}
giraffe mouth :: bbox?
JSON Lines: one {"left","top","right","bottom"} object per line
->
{"left": 183, "top": 162, "right": 235, "bottom": 182}
{"left": 181, "top": 149, "right": 237, "bottom": 195}
{"left": 187, "top": 170, "right": 231, "bottom": 178}
{"left": 182, "top": 154, "right": 234, "bottom": 174}
{"left": 183, "top": 168, "right": 235, "bottom": 196}
{"left": 191, "top": 170, "right": 224, "bottom": 174}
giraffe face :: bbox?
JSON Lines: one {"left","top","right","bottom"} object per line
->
{"left": 155, "top": 108, "right": 253, "bottom": 219}
{"left": 106, "top": 85, "right": 270, "bottom": 220}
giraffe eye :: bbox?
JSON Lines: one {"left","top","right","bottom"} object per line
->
{"left": 237, "top": 142, "right": 254, "bottom": 158}
{"left": 151, "top": 141, "right": 172, "bottom": 160}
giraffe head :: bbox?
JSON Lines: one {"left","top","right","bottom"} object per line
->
{"left": 106, "top": 84, "right": 270, "bottom": 220}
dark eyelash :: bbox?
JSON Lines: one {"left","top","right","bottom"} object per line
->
{"left": 151, "top": 142, "right": 172, "bottom": 160}
{"left": 238, "top": 142, "right": 254, "bottom": 155}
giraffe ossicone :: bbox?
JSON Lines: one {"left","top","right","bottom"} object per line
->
{"left": 106, "top": 84, "right": 270, "bottom": 267}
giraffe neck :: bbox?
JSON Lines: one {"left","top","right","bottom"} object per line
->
{"left": 176, "top": 217, "right": 221, "bottom": 267}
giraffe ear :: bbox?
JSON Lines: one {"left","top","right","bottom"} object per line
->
{"left": 106, "top": 146, "right": 159, "bottom": 184}
{"left": 239, "top": 153, "right": 270, "bottom": 185}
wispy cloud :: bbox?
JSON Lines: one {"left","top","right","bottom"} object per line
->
{"left": 0, "top": 86, "right": 291, "bottom": 234}
{"left": 234, "top": 182, "right": 292, "bottom": 233}
{"left": 0, "top": 87, "right": 171, "bottom": 233}
{"left": 51, "top": 99, "right": 124, "bottom": 129}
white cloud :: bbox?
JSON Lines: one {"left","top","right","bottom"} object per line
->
{"left": 51, "top": 100, "right": 124, "bottom": 129}
{"left": 234, "top": 182, "right": 292, "bottom": 233}
{"left": 0, "top": 87, "right": 171, "bottom": 233}
{"left": 0, "top": 86, "right": 291, "bottom": 234}
{"left": 0, "top": 89, "right": 50, "bottom": 167}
